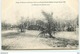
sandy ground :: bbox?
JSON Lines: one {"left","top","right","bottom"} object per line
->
{"left": 2, "top": 30, "right": 52, "bottom": 49}
{"left": 2, "top": 30, "right": 78, "bottom": 50}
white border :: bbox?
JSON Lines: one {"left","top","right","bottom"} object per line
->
{"left": 0, "top": 0, "right": 80, "bottom": 53}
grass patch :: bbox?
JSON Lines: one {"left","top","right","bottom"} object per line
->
{"left": 39, "top": 37, "right": 78, "bottom": 48}
{"left": 2, "top": 45, "right": 10, "bottom": 50}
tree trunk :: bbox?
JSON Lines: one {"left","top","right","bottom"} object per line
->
{"left": 48, "top": 32, "right": 55, "bottom": 38}
{"left": 20, "top": 28, "right": 24, "bottom": 32}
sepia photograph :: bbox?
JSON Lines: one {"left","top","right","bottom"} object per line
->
{"left": 2, "top": 0, "right": 79, "bottom": 50}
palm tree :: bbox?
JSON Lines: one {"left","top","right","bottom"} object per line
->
{"left": 40, "top": 11, "right": 56, "bottom": 38}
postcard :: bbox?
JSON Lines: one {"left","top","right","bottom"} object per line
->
{"left": 2, "top": 0, "right": 79, "bottom": 50}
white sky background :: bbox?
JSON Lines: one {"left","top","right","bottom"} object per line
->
{"left": 2, "top": 0, "right": 78, "bottom": 24}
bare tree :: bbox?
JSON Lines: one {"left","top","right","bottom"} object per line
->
{"left": 2, "top": 21, "right": 11, "bottom": 30}
{"left": 17, "top": 17, "right": 27, "bottom": 32}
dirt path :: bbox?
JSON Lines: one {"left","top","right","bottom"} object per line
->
{"left": 2, "top": 36, "right": 53, "bottom": 49}
{"left": 2, "top": 30, "right": 78, "bottom": 50}
{"left": 2, "top": 30, "right": 52, "bottom": 49}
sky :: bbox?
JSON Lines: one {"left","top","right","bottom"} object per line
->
{"left": 2, "top": 0, "right": 78, "bottom": 24}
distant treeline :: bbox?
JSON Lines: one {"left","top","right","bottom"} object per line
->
{"left": 2, "top": 11, "right": 78, "bottom": 32}
{"left": 2, "top": 17, "right": 78, "bottom": 31}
